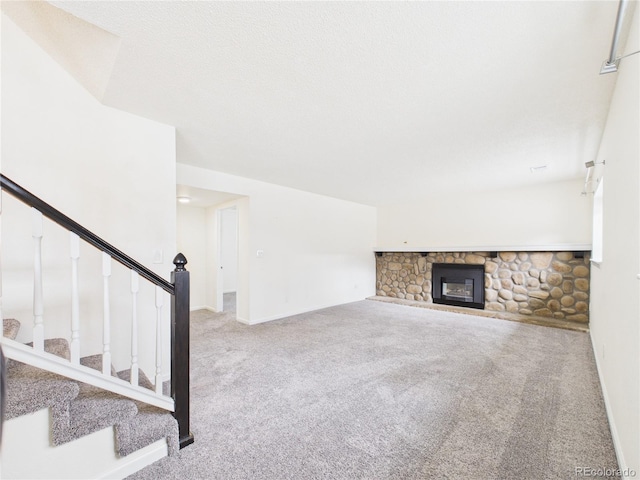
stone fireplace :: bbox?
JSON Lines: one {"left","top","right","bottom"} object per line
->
{"left": 432, "top": 263, "right": 485, "bottom": 309}
{"left": 375, "top": 251, "right": 590, "bottom": 324}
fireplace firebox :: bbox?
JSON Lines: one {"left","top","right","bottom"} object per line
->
{"left": 432, "top": 263, "right": 485, "bottom": 309}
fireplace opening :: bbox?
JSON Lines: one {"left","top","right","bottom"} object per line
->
{"left": 432, "top": 263, "right": 485, "bottom": 309}
{"left": 442, "top": 279, "right": 473, "bottom": 301}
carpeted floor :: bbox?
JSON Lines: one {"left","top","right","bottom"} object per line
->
{"left": 128, "top": 299, "right": 619, "bottom": 480}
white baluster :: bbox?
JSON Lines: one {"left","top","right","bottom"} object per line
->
{"left": 130, "top": 271, "right": 139, "bottom": 386}
{"left": 70, "top": 233, "right": 80, "bottom": 363}
{"left": 32, "top": 209, "right": 44, "bottom": 351}
{"left": 155, "top": 286, "right": 163, "bottom": 395}
{"left": 102, "top": 253, "right": 112, "bottom": 375}
{"left": 0, "top": 190, "right": 3, "bottom": 324}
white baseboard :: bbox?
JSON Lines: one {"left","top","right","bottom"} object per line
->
{"left": 206, "top": 298, "right": 370, "bottom": 326}
{"left": 190, "top": 305, "right": 217, "bottom": 312}
{"left": 589, "top": 331, "right": 629, "bottom": 477}
{"left": 240, "top": 298, "right": 368, "bottom": 325}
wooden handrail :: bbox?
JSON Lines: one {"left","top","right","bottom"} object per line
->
{"left": 0, "top": 174, "right": 174, "bottom": 294}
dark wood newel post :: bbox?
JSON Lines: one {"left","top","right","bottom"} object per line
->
{"left": 171, "top": 253, "right": 194, "bottom": 448}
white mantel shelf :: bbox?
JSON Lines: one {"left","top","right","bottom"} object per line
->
{"left": 374, "top": 244, "right": 592, "bottom": 253}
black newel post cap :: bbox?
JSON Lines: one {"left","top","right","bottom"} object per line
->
{"left": 173, "top": 253, "right": 188, "bottom": 271}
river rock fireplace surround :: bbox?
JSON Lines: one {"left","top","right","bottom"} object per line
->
{"left": 375, "top": 251, "right": 591, "bottom": 323}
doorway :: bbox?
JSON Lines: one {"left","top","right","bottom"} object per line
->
{"left": 217, "top": 206, "right": 238, "bottom": 314}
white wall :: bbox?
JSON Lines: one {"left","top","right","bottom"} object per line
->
{"left": 176, "top": 205, "right": 207, "bottom": 309}
{"left": 177, "top": 163, "right": 377, "bottom": 324}
{"left": 220, "top": 207, "right": 238, "bottom": 293}
{"left": 1, "top": 12, "right": 177, "bottom": 376}
{"left": 377, "top": 178, "right": 593, "bottom": 251}
{"left": 589, "top": 4, "right": 639, "bottom": 475}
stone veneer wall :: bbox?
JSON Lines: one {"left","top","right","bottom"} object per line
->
{"left": 375, "top": 251, "right": 590, "bottom": 323}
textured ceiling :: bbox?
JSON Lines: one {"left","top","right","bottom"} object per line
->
{"left": 2, "top": 1, "right": 120, "bottom": 101}
{"left": 49, "top": 1, "right": 623, "bottom": 206}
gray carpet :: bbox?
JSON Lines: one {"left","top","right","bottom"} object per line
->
{"left": 128, "top": 300, "right": 619, "bottom": 480}
{"left": 224, "top": 291, "right": 237, "bottom": 313}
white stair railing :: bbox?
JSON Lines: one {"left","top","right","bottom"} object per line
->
{"left": 70, "top": 232, "right": 80, "bottom": 364}
{"left": 130, "top": 271, "right": 139, "bottom": 387}
{"left": 154, "top": 286, "right": 163, "bottom": 395}
{"left": 0, "top": 191, "right": 3, "bottom": 325}
{"left": 32, "top": 208, "right": 44, "bottom": 351}
{"left": 0, "top": 182, "right": 175, "bottom": 411}
{"left": 102, "top": 253, "right": 112, "bottom": 375}
{"left": 1, "top": 230, "right": 175, "bottom": 410}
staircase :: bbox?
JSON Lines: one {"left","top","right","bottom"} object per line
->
{"left": 0, "top": 174, "right": 193, "bottom": 478}
{"left": 3, "top": 318, "right": 181, "bottom": 479}
{"left": 4, "top": 317, "right": 178, "bottom": 454}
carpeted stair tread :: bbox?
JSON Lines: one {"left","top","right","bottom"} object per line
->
{"left": 116, "top": 405, "right": 179, "bottom": 457}
{"left": 6, "top": 337, "right": 78, "bottom": 419}
{"left": 117, "top": 368, "right": 180, "bottom": 456}
{"left": 3, "top": 318, "right": 21, "bottom": 340}
{"left": 43, "top": 338, "right": 71, "bottom": 360}
{"left": 117, "top": 369, "right": 172, "bottom": 405}
{"left": 25, "top": 338, "right": 71, "bottom": 361}
{"left": 52, "top": 394, "right": 138, "bottom": 446}
{"left": 78, "top": 354, "right": 119, "bottom": 397}
{"left": 80, "top": 353, "right": 118, "bottom": 376}
{"left": 6, "top": 370, "right": 79, "bottom": 420}
{"left": 117, "top": 368, "right": 154, "bottom": 391}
